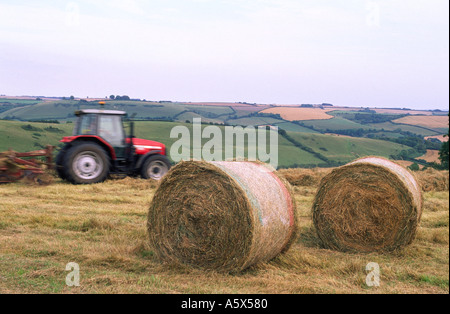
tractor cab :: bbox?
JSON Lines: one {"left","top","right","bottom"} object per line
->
{"left": 56, "top": 107, "right": 171, "bottom": 185}
{"left": 73, "top": 109, "right": 128, "bottom": 158}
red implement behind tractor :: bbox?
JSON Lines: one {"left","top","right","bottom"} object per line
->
{"left": 0, "top": 146, "right": 54, "bottom": 185}
{"left": 56, "top": 107, "right": 171, "bottom": 184}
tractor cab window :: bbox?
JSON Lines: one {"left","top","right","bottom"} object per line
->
{"left": 98, "top": 115, "right": 125, "bottom": 147}
{"left": 74, "top": 114, "right": 97, "bottom": 135}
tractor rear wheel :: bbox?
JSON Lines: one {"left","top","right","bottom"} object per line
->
{"left": 55, "top": 147, "right": 67, "bottom": 180}
{"left": 63, "top": 143, "right": 110, "bottom": 184}
{"left": 141, "top": 155, "right": 171, "bottom": 181}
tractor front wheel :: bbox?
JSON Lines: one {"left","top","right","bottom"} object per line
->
{"left": 141, "top": 155, "right": 171, "bottom": 181}
{"left": 63, "top": 143, "right": 110, "bottom": 184}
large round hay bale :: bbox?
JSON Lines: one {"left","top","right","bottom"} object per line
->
{"left": 313, "top": 157, "right": 423, "bottom": 253}
{"left": 148, "top": 161, "right": 297, "bottom": 272}
{"left": 415, "top": 168, "right": 449, "bottom": 192}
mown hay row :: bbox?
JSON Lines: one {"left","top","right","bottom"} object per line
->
{"left": 148, "top": 161, "right": 298, "bottom": 272}
{"left": 312, "top": 157, "right": 423, "bottom": 253}
{"left": 276, "top": 168, "right": 330, "bottom": 187}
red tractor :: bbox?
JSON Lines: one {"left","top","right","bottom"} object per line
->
{"left": 56, "top": 108, "right": 171, "bottom": 184}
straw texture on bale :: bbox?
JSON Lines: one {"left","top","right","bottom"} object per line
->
{"left": 148, "top": 161, "right": 297, "bottom": 272}
{"left": 313, "top": 157, "right": 423, "bottom": 253}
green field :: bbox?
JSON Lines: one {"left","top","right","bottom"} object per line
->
{"left": 0, "top": 120, "right": 73, "bottom": 152}
{"left": 274, "top": 122, "right": 320, "bottom": 133}
{"left": 0, "top": 119, "right": 424, "bottom": 168}
{"left": 286, "top": 132, "right": 411, "bottom": 163}
{"left": 0, "top": 120, "right": 322, "bottom": 168}
{"left": 175, "top": 112, "right": 223, "bottom": 124}
{"left": 301, "top": 117, "right": 372, "bottom": 131}
{"left": 226, "top": 117, "right": 285, "bottom": 126}
{"left": 0, "top": 98, "right": 44, "bottom": 105}
{"left": 367, "top": 122, "right": 441, "bottom": 137}
{"left": 1, "top": 99, "right": 447, "bottom": 137}
{"left": 0, "top": 100, "right": 235, "bottom": 123}
{"left": 0, "top": 99, "right": 446, "bottom": 169}
{"left": 134, "top": 121, "right": 324, "bottom": 166}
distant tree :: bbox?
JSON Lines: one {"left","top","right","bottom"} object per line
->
{"left": 408, "top": 163, "right": 420, "bottom": 171}
{"left": 69, "top": 95, "right": 75, "bottom": 100}
{"left": 110, "top": 95, "right": 115, "bottom": 100}
{"left": 115, "top": 95, "right": 130, "bottom": 100}
{"left": 438, "top": 114, "right": 449, "bottom": 170}
{"left": 439, "top": 140, "right": 449, "bottom": 170}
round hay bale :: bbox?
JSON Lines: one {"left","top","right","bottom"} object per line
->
{"left": 313, "top": 157, "right": 423, "bottom": 253}
{"left": 148, "top": 161, "right": 298, "bottom": 272}
{"left": 415, "top": 168, "right": 449, "bottom": 192}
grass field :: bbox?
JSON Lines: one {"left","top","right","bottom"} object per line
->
{"left": 274, "top": 122, "right": 320, "bottom": 133}
{"left": 301, "top": 117, "right": 372, "bottom": 131}
{"left": 367, "top": 122, "right": 441, "bottom": 137}
{"left": 0, "top": 120, "right": 73, "bottom": 152}
{"left": 373, "top": 109, "right": 434, "bottom": 116}
{"left": 0, "top": 98, "right": 44, "bottom": 105}
{"left": 1, "top": 99, "right": 448, "bottom": 139}
{"left": 0, "top": 100, "right": 234, "bottom": 122}
{"left": 175, "top": 112, "right": 223, "bottom": 124}
{"left": 135, "top": 121, "right": 324, "bottom": 166}
{"left": 0, "top": 174, "right": 448, "bottom": 294}
{"left": 0, "top": 120, "right": 372, "bottom": 168}
{"left": 0, "top": 116, "right": 446, "bottom": 169}
{"left": 0, "top": 101, "right": 85, "bottom": 120}
{"left": 226, "top": 117, "right": 286, "bottom": 126}
{"left": 0, "top": 120, "right": 323, "bottom": 168}
{"left": 286, "top": 132, "right": 410, "bottom": 163}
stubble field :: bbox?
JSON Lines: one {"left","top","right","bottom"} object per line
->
{"left": 393, "top": 115, "right": 449, "bottom": 129}
{"left": 0, "top": 172, "right": 448, "bottom": 294}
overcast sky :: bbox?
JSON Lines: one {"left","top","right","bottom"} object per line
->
{"left": 0, "top": 0, "right": 448, "bottom": 110}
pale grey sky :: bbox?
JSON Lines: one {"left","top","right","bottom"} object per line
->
{"left": 0, "top": 0, "right": 448, "bottom": 110}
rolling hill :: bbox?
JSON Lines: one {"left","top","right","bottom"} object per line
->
{"left": 0, "top": 119, "right": 430, "bottom": 169}
{"left": 0, "top": 97, "right": 448, "bottom": 169}
{"left": 0, "top": 120, "right": 73, "bottom": 152}
{"left": 1, "top": 98, "right": 447, "bottom": 135}
{"left": 285, "top": 132, "right": 412, "bottom": 164}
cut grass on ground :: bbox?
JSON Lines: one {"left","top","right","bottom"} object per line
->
{"left": 0, "top": 177, "right": 448, "bottom": 294}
